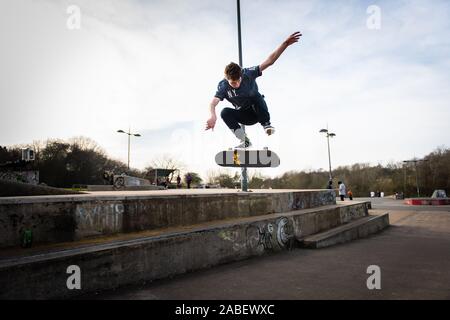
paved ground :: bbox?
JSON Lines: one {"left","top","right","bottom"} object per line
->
{"left": 82, "top": 197, "right": 450, "bottom": 300}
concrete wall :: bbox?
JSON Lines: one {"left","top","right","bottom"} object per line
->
{"left": 0, "top": 201, "right": 368, "bottom": 299}
{"left": 0, "top": 190, "right": 336, "bottom": 248}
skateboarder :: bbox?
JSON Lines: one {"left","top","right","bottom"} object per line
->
{"left": 205, "top": 31, "right": 302, "bottom": 148}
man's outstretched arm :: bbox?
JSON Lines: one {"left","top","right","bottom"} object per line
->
{"left": 260, "top": 31, "right": 302, "bottom": 72}
{"left": 205, "top": 97, "right": 220, "bottom": 131}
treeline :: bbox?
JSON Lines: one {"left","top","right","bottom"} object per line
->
{"left": 0, "top": 137, "right": 202, "bottom": 188}
{"left": 1, "top": 138, "right": 448, "bottom": 197}
{"left": 1, "top": 137, "right": 135, "bottom": 188}
{"left": 249, "top": 147, "right": 450, "bottom": 198}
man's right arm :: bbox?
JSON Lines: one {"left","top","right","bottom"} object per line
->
{"left": 206, "top": 97, "right": 221, "bottom": 131}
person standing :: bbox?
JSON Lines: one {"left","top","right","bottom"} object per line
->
{"left": 186, "top": 173, "right": 192, "bottom": 189}
{"left": 327, "top": 179, "right": 333, "bottom": 190}
{"left": 347, "top": 189, "right": 353, "bottom": 201}
{"left": 338, "top": 181, "right": 346, "bottom": 201}
{"left": 176, "top": 175, "right": 181, "bottom": 189}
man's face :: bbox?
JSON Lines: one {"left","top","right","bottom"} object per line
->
{"left": 227, "top": 77, "right": 241, "bottom": 89}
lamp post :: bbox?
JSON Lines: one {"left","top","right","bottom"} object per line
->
{"left": 236, "top": 0, "right": 248, "bottom": 192}
{"left": 319, "top": 128, "right": 336, "bottom": 180}
{"left": 117, "top": 128, "right": 141, "bottom": 170}
{"left": 403, "top": 158, "right": 428, "bottom": 197}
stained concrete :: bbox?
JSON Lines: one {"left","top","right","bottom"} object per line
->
{"left": 0, "top": 189, "right": 335, "bottom": 248}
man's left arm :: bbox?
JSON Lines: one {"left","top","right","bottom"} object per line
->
{"left": 260, "top": 31, "right": 302, "bottom": 72}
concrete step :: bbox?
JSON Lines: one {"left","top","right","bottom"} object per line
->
{"left": 0, "top": 201, "right": 377, "bottom": 299}
{"left": 301, "top": 213, "right": 390, "bottom": 249}
{"left": 0, "top": 201, "right": 370, "bottom": 261}
{"left": 0, "top": 189, "right": 337, "bottom": 248}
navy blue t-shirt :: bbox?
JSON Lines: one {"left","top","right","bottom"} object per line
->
{"left": 215, "top": 65, "right": 262, "bottom": 110}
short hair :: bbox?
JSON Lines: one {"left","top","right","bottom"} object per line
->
{"left": 224, "top": 62, "right": 242, "bottom": 81}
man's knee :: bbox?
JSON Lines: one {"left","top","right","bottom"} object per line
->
{"left": 253, "top": 96, "right": 268, "bottom": 111}
{"left": 220, "top": 107, "right": 233, "bottom": 120}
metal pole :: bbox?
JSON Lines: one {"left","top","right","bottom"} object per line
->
{"left": 414, "top": 161, "right": 420, "bottom": 197}
{"left": 236, "top": 0, "right": 248, "bottom": 192}
{"left": 127, "top": 129, "right": 131, "bottom": 170}
{"left": 403, "top": 163, "right": 406, "bottom": 196}
{"left": 326, "top": 134, "right": 332, "bottom": 180}
{"left": 237, "top": 0, "right": 243, "bottom": 65}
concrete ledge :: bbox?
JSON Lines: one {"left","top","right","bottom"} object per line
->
{"left": 0, "top": 189, "right": 336, "bottom": 248}
{"left": 0, "top": 201, "right": 370, "bottom": 299}
{"left": 302, "top": 213, "right": 390, "bottom": 249}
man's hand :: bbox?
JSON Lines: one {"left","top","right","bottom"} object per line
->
{"left": 260, "top": 31, "right": 302, "bottom": 72}
{"left": 205, "top": 115, "right": 217, "bottom": 131}
{"left": 283, "top": 31, "right": 302, "bottom": 47}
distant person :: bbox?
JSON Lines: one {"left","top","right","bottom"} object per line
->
{"left": 176, "top": 175, "right": 181, "bottom": 188}
{"left": 347, "top": 189, "right": 353, "bottom": 201}
{"left": 338, "top": 181, "right": 346, "bottom": 201}
{"left": 165, "top": 177, "right": 170, "bottom": 189}
{"left": 327, "top": 179, "right": 333, "bottom": 190}
{"left": 186, "top": 173, "right": 192, "bottom": 189}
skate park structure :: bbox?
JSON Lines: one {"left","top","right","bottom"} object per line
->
{"left": 0, "top": 189, "right": 389, "bottom": 299}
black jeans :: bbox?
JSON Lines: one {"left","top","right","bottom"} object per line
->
{"left": 220, "top": 95, "right": 271, "bottom": 130}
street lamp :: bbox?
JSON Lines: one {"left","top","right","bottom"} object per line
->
{"left": 403, "top": 158, "right": 428, "bottom": 197}
{"left": 117, "top": 128, "right": 141, "bottom": 170}
{"left": 236, "top": 0, "right": 248, "bottom": 192}
{"left": 319, "top": 128, "right": 336, "bottom": 180}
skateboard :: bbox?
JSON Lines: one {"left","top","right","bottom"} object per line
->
{"left": 215, "top": 148, "right": 280, "bottom": 168}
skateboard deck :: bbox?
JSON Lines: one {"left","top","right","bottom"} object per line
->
{"left": 215, "top": 149, "right": 280, "bottom": 168}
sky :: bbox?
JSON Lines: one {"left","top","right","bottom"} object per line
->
{"left": 1, "top": 0, "right": 449, "bottom": 180}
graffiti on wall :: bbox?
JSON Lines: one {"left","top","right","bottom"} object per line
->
{"left": 276, "top": 217, "right": 295, "bottom": 248}
{"left": 288, "top": 190, "right": 336, "bottom": 210}
{"left": 218, "top": 217, "right": 296, "bottom": 253}
{"left": 75, "top": 202, "right": 124, "bottom": 237}
{"left": 340, "top": 206, "right": 365, "bottom": 224}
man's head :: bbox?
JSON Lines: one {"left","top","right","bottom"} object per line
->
{"left": 224, "top": 62, "right": 242, "bottom": 89}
